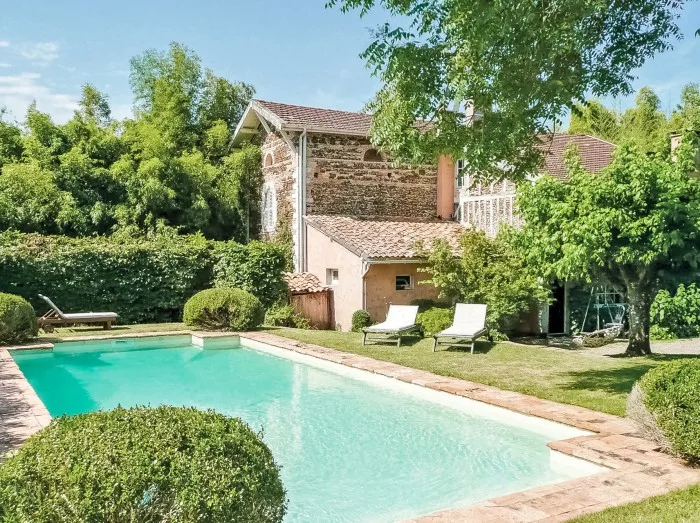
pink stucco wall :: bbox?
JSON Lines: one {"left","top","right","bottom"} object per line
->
{"left": 364, "top": 264, "right": 440, "bottom": 323}
{"left": 305, "top": 225, "right": 364, "bottom": 330}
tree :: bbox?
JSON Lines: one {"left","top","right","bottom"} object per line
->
{"left": 669, "top": 83, "right": 700, "bottom": 132}
{"left": 0, "top": 110, "right": 23, "bottom": 170}
{"left": 328, "top": 0, "right": 687, "bottom": 179}
{"left": 420, "top": 230, "right": 550, "bottom": 336}
{"left": 516, "top": 138, "right": 700, "bottom": 355}
{"left": 568, "top": 100, "right": 621, "bottom": 143}
{"left": 619, "top": 87, "right": 668, "bottom": 153}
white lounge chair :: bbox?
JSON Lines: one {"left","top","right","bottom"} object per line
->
{"left": 432, "top": 303, "right": 488, "bottom": 353}
{"left": 37, "top": 294, "right": 119, "bottom": 332}
{"left": 362, "top": 305, "right": 422, "bottom": 347}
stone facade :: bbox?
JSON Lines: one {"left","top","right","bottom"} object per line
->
{"left": 305, "top": 133, "right": 438, "bottom": 219}
{"left": 260, "top": 128, "right": 295, "bottom": 239}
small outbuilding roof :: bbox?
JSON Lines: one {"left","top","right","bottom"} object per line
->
{"left": 283, "top": 272, "right": 327, "bottom": 294}
{"left": 305, "top": 215, "right": 465, "bottom": 260}
{"left": 536, "top": 134, "right": 615, "bottom": 181}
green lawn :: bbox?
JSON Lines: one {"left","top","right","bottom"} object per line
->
{"left": 570, "top": 484, "right": 700, "bottom": 523}
{"left": 38, "top": 323, "right": 189, "bottom": 342}
{"left": 261, "top": 328, "right": 698, "bottom": 416}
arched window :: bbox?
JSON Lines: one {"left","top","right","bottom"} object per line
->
{"left": 264, "top": 153, "right": 274, "bottom": 167}
{"left": 363, "top": 148, "right": 384, "bottom": 162}
{"left": 261, "top": 182, "right": 277, "bottom": 233}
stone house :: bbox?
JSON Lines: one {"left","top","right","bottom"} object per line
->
{"left": 232, "top": 100, "right": 615, "bottom": 332}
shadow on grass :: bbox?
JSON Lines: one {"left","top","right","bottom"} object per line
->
{"left": 438, "top": 341, "right": 496, "bottom": 354}
{"left": 563, "top": 354, "right": 699, "bottom": 395}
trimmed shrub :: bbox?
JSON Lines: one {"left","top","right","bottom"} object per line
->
{"left": 0, "top": 231, "right": 215, "bottom": 324}
{"left": 0, "top": 406, "right": 287, "bottom": 522}
{"left": 417, "top": 307, "right": 453, "bottom": 336}
{"left": 184, "top": 288, "right": 264, "bottom": 331}
{"left": 213, "top": 241, "right": 288, "bottom": 308}
{"left": 651, "top": 284, "right": 700, "bottom": 339}
{"left": 637, "top": 360, "right": 700, "bottom": 462}
{"left": 351, "top": 309, "right": 372, "bottom": 332}
{"left": 264, "top": 303, "right": 311, "bottom": 329}
{"left": 0, "top": 293, "right": 37, "bottom": 344}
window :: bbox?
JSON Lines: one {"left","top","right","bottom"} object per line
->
{"left": 455, "top": 159, "right": 468, "bottom": 188}
{"left": 395, "top": 275, "right": 413, "bottom": 290}
{"left": 363, "top": 148, "right": 384, "bottom": 162}
{"left": 264, "top": 153, "right": 274, "bottom": 167}
{"left": 261, "top": 182, "right": 277, "bottom": 232}
{"left": 326, "top": 269, "right": 339, "bottom": 285}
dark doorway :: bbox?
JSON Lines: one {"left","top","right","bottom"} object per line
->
{"left": 548, "top": 281, "right": 566, "bottom": 334}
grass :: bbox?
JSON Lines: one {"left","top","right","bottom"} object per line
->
{"left": 38, "top": 323, "right": 189, "bottom": 342}
{"left": 260, "top": 328, "right": 699, "bottom": 416}
{"left": 569, "top": 484, "right": 700, "bottom": 523}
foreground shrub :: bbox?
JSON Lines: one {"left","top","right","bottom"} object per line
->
{"left": 417, "top": 307, "right": 453, "bottom": 336}
{"left": 351, "top": 309, "right": 372, "bottom": 332}
{"left": 636, "top": 360, "right": 700, "bottom": 462}
{"left": 650, "top": 284, "right": 700, "bottom": 339}
{"left": 184, "top": 288, "right": 264, "bottom": 331}
{"left": 0, "top": 293, "right": 37, "bottom": 344}
{"left": 213, "top": 241, "right": 288, "bottom": 308}
{"left": 0, "top": 406, "right": 287, "bottom": 522}
{"left": 264, "top": 303, "right": 311, "bottom": 329}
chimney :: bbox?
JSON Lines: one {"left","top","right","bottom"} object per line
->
{"left": 436, "top": 156, "right": 455, "bottom": 220}
{"left": 671, "top": 133, "right": 682, "bottom": 155}
{"left": 465, "top": 99, "right": 482, "bottom": 126}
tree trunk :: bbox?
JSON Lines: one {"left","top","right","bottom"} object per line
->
{"left": 626, "top": 282, "right": 653, "bottom": 356}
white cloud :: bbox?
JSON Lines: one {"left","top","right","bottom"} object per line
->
{"left": 0, "top": 63, "right": 10, "bottom": 68}
{"left": 0, "top": 41, "right": 9, "bottom": 48}
{"left": 18, "top": 42, "right": 59, "bottom": 65}
{"left": 0, "top": 72, "right": 77, "bottom": 122}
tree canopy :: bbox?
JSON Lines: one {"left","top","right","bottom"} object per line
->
{"left": 328, "top": 0, "right": 689, "bottom": 180}
{"left": 515, "top": 137, "right": 700, "bottom": 355}
{"left": 0, "top": 43, "right": 259, "bottom": 241}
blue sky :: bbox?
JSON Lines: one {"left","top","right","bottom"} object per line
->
{"left": 1, "top": 0, "right": 699, "bottom": 124}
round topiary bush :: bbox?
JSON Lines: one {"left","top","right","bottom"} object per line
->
{"left": 183, "top": 288, "right": 265, "bottom": 331}
{"left": 0, "top": 406, "right": 287, "bottom": 522}
{"left": 417, "top": 307, "right": 453, "bottom": 336}
{"left": 634, "top": 360, "right": 700, "bottom": 462}
{"left": 351, "top": 309, "right": 372, "bottom": 332}
{"left": 0, "top": 293, "right": 37, "bottom": 345}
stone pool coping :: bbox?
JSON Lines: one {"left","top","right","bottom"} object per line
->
{"left": 2, "top": 330, "right": 699, "bottom": 522}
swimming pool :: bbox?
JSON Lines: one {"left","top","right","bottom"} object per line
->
{"left": 13, "top": 335, "right": 603, "bottom": 522}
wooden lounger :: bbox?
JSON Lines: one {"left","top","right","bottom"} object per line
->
{"left": 362, "top": 305, "right": 422, "bottom": 347}
{"left": 433, "top": 304, "right": 488, "bottom": 354}
{"left": 37, "top": 294, "right": 119, "bottom": 332}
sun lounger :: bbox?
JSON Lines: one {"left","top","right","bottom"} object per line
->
{"left": 362, "top": 305, "right": 421, "bottom": 347}
{"left": 432, "top": 303, "right": 488, "bottom": 353}
{"left": 37, "top": 294, "right": 119, "bottom": 332}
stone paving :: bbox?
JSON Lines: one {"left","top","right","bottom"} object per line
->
{"left": 1, "top": 330, "right": 699, "bottom": 522}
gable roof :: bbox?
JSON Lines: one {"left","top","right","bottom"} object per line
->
{"left": 536, "top": 134, "right": 615, "bottom": 180}
{"left": 255, "top": 100, "right": 372, "bottom": 136}
{"left": 306, "top": 215, "right": 464, "bottom": 260}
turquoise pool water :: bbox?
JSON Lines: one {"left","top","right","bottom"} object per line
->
{"left": 13, "top": 336, "right": 596, "bottom": 522}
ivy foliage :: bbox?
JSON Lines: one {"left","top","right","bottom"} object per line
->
{"left": 0, "top": 406, "right": 287, "bottom": 522}
{"left": 420, "top": 230, "right": 549, "bottom": 335}
{"left": 0, "top": 44, "right": 261, "bottom": 241}
{"left": 516, "top": 137, "right": 700, "bottom": 355}
{"left": 327, "top": 0, "right": 686, "bottom": 179}
{"left": 0, "top": 232, "right": 288, "bottom": 324}
{"left": 650, "top": 284, "right": 700, "bottom": 340}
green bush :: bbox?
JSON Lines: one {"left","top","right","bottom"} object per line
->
{"left": 184, "top": 288, "right": 264, "bottom": 331}
{"left": 213, "top": 241, "right": 288, "bottom": 309}
{"left": 639, "top": 360, "right": 700, "bottom": 462}
{"left": 0, "top": 406, "right": 287, "bottom": 522}
{"left": 264, "top": 303, "right": 311, "bottom": 329}
{"left": 0, "top": 293, "right": 37, "bottom": 344}
{"left": 417, "top": 306, "right": 453, "bottom": 336}
{"left": 351, "top": 309, "right": 372, "bottom": 332}
{"left": 0, "top": 231, "right": 215, "bottom": 324}
{"left": 651, "top": 284, "right": 700, "bottom": 339}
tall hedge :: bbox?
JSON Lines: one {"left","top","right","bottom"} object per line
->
{"left": 213, "top": 241, "right": 288, "bottom": 308}
{"left": 0, "top": 232, "right": 289, "bottom": 324}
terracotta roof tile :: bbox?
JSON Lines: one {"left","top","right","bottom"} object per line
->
{"left": 536, "top": 134, "right": 615, "bottom": 180}
{"left": 283, "top": 272, "right": 327, "bottom": 294}
{"left": 306, "top": 215, "right": 464, "bottom": 259}
{"left": 255, "top": 100, "right": 372, "bottom": 136}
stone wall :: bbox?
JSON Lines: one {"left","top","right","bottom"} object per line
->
{"left": 260, "top": 128, "right": 295, "bottom": 240}
{"left": 305, "top": 133, "right": 438, "bottom": 219}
